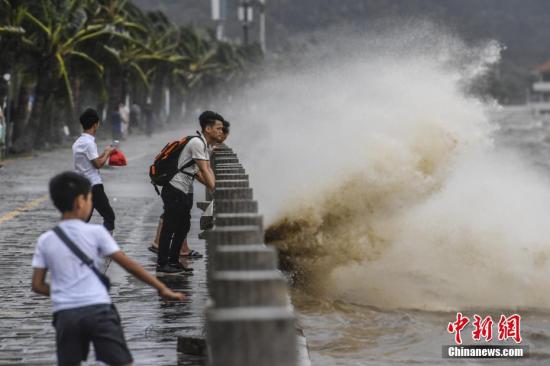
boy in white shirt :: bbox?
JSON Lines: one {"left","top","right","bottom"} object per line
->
{"left": 31, "top": 171, "right": 184, "bottom": 366}
{"left": 72, "top": 108, "right": 116, "bottom": 233}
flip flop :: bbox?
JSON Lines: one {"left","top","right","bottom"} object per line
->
{"left": 148, "top": 245, "right": 158, "bottom": 254}
{"left": 180, "top": 249, "right": 203, "bottom": 258}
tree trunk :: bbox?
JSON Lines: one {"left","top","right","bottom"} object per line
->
{"left": 10, "top": 83, "right": 30, "bottom": 144}
{"left": 151, "top": 71, "right": 166, "bottom": 125}
{"left": 107, "top": 66, "right": 125, "bottom": 131}
{"left": 169, "top": 86, "right": 184, "bottom": 124}
{"left": 69, "top": 77, "right": 81, "bottom": 135}
{"left": 11, "top": 59, "right": 55, "bottom": 153}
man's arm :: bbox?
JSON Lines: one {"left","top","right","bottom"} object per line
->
{"left": 196, "top": 159, "right": 215, "bottom": 191}
{"left": 109, "top": 251, "right": 185, "bottom": 301}
{"left": 91, "top": 146, "right": 115, "bottom": 169}
{"left": 195, "top": 170, "right": 206, "bottom": 185}
{"left": 31, "top": 268, "right": 50, "bottom": 296}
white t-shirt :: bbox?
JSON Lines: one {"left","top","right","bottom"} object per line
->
{"left": 31, "top": 219, "right": 120, "bottom": 313}
{"left": 169, "top": 133, "right": 209, "bottom": 194}
{"left": 72, "top": 133, "right": 102, "bottom": 186}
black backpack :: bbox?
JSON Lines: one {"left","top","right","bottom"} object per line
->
{"left": 149, "top": 134, "right": 202, "bottom": 194}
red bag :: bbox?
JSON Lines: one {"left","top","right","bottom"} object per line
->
{"left": 109, "top": 150, "right": 127, "bottom": 166}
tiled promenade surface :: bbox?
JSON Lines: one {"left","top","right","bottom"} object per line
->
{"left": 0, "top": 129, "right": 207, "bottom": 365}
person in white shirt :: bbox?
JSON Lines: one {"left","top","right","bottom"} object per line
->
{"left": 119, "top": 102, "right": 130, "bottom": 139}
{"left": 72, "top": 108, "right": 116, "bottom": 233}
{"left": 31, "top": 171, "right": 184, "bottom": 365}
{"left": 156, "top": 111, "right": 221, "bottom": 274}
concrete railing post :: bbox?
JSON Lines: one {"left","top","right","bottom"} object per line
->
{"left": 199, "top": 147, "right": 299, "bottom": 366}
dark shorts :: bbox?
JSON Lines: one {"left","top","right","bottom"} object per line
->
{"left": 53, "top": 304, "right": 132, "bottom": 366}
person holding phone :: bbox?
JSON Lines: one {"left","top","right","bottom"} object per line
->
{"left": 72, "top": 108, "right": 117, "bottom": 235}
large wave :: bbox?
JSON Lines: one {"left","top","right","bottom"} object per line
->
{"left": 220, "top": 23, "right": 550, "bottom": 311}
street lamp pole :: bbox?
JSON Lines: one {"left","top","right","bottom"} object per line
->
{"left": 238, "top": 1, "right": 266, "bottom": 51}
{"left": 239, "top": 0, "right": 252, "bottom": 46}
{"left": 211, "top": 0, "right": 226, "bottom": 41}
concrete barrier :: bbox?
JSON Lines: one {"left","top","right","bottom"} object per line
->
{"left": 214, "top": 161, "right": 242, "bottom": 166}
{"left": 214, "top": 187, "right": 253, "bottom": 200}
{"left": 213, "top": 244, "right": 277, "bottom": 271}
{"left": 214, "top": 157, "right": 239, "bottom": 164}
{"left": 211, "top": 270, "right": 289, "bottom": 307}
{"left": 215, "top": 164, "right": 244, "bottom": 171}
{"left": 215, "top": 213, "right": 263, "bottom": 227}
{"left": 215, "top": 167, "right": 246, "bottom": 175}
{"left": 207, "top": 307, "right": 297, "bottom": 366}
{"left": 199, "top": 145, "right": 301, "bottom": 366}
{"left": 213, "top": 147, "right": 232, "bottom": 153}
{"left": 207, "top": 225, "right": 264, "bottom": 246}
{"left": 215, "top": 173, "right": 249, "bottom": 180}
{"left": 213, "top": 151, "right": 237, "bottom": 156}
{"left": 214, "top": 200, "right": 258, "bottom": 214}
{"left": 216, "top": 179, "right": 250, "bottom": 188}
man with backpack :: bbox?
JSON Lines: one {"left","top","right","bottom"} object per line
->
{"left": 148, "top": 119, "right": 231, "bottom": 257}
{"left": 150, "top": 111, "right": 223, "bottom": 274}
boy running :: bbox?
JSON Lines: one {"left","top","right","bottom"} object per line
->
{"left": 72, "top": 108, "right": 116, "bottom": 233}
{"left": 31, "top": 171, "right": 184, "bottom": 366}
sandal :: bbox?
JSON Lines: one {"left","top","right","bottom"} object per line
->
{"left": 180, "top": 249, "right": 203, "bottom": 258}
{"left": 148, "top": 245, "right": 158, "bottom": 254}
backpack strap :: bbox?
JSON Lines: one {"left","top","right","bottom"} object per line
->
{"left": 153, "top": 184, "right": 161, "bottom": 195}
{"left": 52, "top": 226, "right": 111, "bottom": 290}
{"left": 177, "top": 133, "right": 207, "bottom": 176}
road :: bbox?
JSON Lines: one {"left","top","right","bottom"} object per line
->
{"left": 0, "top": 128, "right": 207, "bottom": 365}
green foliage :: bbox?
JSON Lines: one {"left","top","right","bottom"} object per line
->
{"left": 0, "top": 0, "right": 261, "bottom": 151}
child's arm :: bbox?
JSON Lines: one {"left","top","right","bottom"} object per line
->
{"left": 109, "top": 251, "right": 185, "bottom": 301}
{"left": 91, "top": 146, "right": 115, "bottom": 169}
{"left": 31, "top": 268, "right": 50, "bottom": 296}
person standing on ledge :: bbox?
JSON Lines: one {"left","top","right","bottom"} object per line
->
{"left": 72, "top": 108, "right": 116, "bottom": 234}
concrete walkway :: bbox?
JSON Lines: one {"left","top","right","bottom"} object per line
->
{"left": 0, "top": 128, "right": 207, "bottom": 365}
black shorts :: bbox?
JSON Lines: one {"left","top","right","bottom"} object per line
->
{"left": 53, "top": 304, "right": 132, "bottom": 366}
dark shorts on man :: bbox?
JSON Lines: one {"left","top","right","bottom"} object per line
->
{"left": 158, "top": 183, "right": 193, "bottom": 266}
{"left": 53, "top": 304, "right": 132, "bottom": 366}
{"left": 87, "top": 184, "right": 115, "bottom": 231}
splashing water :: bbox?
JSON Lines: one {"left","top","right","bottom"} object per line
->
{"left": 220, "top": 23, "right": 550, "bottom": 311}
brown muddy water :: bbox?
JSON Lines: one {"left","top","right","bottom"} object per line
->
{"left": 268, "top": 106, "right": 550, "bottom": 365}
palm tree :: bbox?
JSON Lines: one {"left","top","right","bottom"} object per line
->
{"left": 4, "top": 1, "right": 112, "bottom": 149}
{"left": 0, "top": 0, "right": 263, "bottom": 153}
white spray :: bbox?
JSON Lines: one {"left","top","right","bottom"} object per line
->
{"left": 218, "top": 23, "right": 550, "bottom": 311}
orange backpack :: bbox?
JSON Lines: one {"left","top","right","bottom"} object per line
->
{"left": 149, "top": 135, "right": 201, "bottom": 194}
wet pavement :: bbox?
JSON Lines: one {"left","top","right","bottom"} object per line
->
{"left": 0, "top": 128, "right": 207, "bottom": 365}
